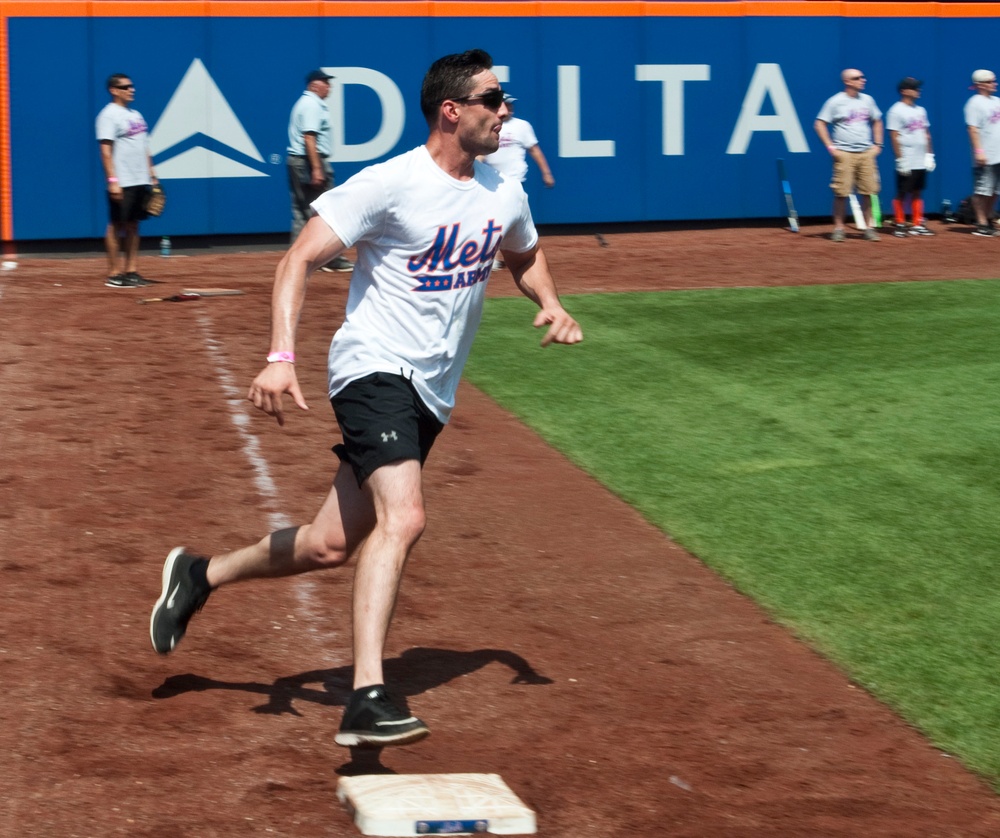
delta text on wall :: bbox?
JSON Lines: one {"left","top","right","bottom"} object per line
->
{"left": 1, "top": 1, "right": 999, "bottom": 241}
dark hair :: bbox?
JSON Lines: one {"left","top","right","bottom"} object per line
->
{"left": 420, "top": 49, "right": 493, "bottom": 123}
{"left": 106, "top": 73, "right": 130, "bottom": 91}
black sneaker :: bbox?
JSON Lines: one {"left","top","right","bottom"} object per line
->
{"left": 334, "top": 684, "right": 429, "bottom": 748}
{"left": 972, "top": 225, "right": 997, "bottom": 237}
{"left": 150, "top": 547, "right": 212, "bottom": 654}
{"left": 105, "top": 274, "right": 142, "bottom": 288}
{"left": 320, "top": 255, "right": 354, "bottom": 273}
{"left": 125, "top": 271, "right": 157, "bottom": 286}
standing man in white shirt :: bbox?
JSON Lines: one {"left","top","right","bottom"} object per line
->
{"left": 887, "top": 77, "right": 935, "bottom": 237}
{"left": 964, "top": 69, "right": 1000, "bottom": 237}
{"left": 96, "top": 73, "right": 158, "bottom": 287}
{"left": 286, "top": 69, "right": 354, "bottom": 271}
{"left": 814, "top": 68, "right": 884, "bottom": 242}
{"left": 150, "top": 49, "right": 582, "bottom": 751}
{"left": 483, "top": 94, "right": 555, "bottom": 269}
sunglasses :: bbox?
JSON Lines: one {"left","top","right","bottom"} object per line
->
{"left": 450, "top": 88, "right": 506, "bottom": 109}
{"left": 114, "top": 84, "right": 135, "bottom": 90}
{"left": 847, "top": 75, "right": 865, "bottom": 81}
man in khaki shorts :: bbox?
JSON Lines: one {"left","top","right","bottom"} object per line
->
{"left": 815, "top": 68, "right": 885, "bottom": 241}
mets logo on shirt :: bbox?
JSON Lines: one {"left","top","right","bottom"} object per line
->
{"left": 407, "top": 222, "right": 504, "bottom": 292}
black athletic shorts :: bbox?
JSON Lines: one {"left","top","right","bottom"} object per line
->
{"left": 108, "top": 184, "right": 151, "bottom": 224}
{"left": 895, "top": 169, "right": 927, "bottom": 195}
{"left": 331, "top": 371, "right": 444, "bottom": 487}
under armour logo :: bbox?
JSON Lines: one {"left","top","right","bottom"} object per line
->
{"left": 381, "top": 430, "right": 398, "bottom": 442}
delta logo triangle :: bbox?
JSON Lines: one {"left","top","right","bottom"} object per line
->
{"left": 149, "top": 58, "right": 268, "bottom": 179}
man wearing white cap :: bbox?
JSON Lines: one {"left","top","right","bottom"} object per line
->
{"left": 965, "top": 69, "right": 1000, "bottom": 236}
{"left": 483, "top": 94, "right": 555, "bottom": 268}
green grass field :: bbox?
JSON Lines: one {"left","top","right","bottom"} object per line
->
{"left": 465, "top": 280, "right": 1000, "bottom": 787}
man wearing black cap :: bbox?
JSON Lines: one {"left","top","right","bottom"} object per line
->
{"left": 886, "top": 77, "right": 935, "bottom": 236}
{"left": 286, "top": 69, "right": 354, "bottom": 271}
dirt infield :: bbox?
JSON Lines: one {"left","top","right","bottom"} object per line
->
{"left": 3, "top": 220, "right": 1000, "bottom": 836}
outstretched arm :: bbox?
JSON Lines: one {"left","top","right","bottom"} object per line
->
{"left": 527, "top": 144, "right": 555, "bottom": 187}
{"left": 247, "top": 215, "right": 348, "bottom": 425}
{"left": 504, "top": 245, "right": 583, "bottom": 347}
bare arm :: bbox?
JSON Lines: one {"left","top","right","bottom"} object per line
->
{"left": 527, "top": 145, "right": 555, "bottom": 187}
{"left": 303, "top": 132, "right": 326, "bottom": 187}
{"left": 99, "top": 141, "right": 122, "bottom": 201}
{"left": 872, "top": 117, "right": 884, "bottom": 153}
{"left": 504, "top": 245, "right": 582, "bottom": 347}
{"left": 247, "top": 215, "right": 348, "bottom": 424}
{"left": 814, "top": 120, "right": 838, "bottom": 157}
{"left": 969, "top": 125, "right": 986, "bottom": 165}
{"left": 889, "top": 129, "right": 902, "bottom": 159}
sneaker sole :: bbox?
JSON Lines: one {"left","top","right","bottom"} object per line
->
{"left": 150, "top": 546, "right": 188, "bottom": 654}
{"left": 334, "top": 725, "right": 430, "bottom": 748}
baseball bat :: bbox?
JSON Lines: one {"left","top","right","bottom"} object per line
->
{"left": 138, "top": 289, "right": 245, "bottom": 304}
{"left": 138, "top": 293, "right": 202, "bottom": 304}
{"left": 182, "top": 288, "right": 245, "bottom": 297}
{"left": 848, "top": 194, "right": 867, "bottom": 230}
{"left": 870, "top": 194, "right": 883, "bottom": 228}
{"left": 777, "top": 158, "right": 799, "bottom": 233}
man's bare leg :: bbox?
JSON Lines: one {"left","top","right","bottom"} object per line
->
{"left": 206, "top": 464, "right": 375, "bottom": 587}
{"left": 123, "top": 222, "right": 141, "bottom": 274}
{"left": 105, "top": 223, "right": 121, "bottom": 276}
{"left": 973, "top": 193, "right": 994, "bottom": 229}
{"left": 350, "top": 459, "right": 426, "bottom": 689}
{"left": 151, "top": 463, "right": 373, "bottom": 654}
{"left": 832, "top": 195, "right": 847, "bottom": 229}
{"left": 334, "top": 459, "right": 431, "bottom": 747}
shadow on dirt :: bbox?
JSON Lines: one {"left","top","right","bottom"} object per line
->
{"left": 151, "top": 646, "right": 553, "bottom": 716}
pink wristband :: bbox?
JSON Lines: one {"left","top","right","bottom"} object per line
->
{"left": 266, "top": 351, "right": 295, "bottom": 363}
{"left": 107, "top": 177, "right": 118, "bottom": 183}
{"left": 976, "top": 148, "right": 985, "bottom": 154}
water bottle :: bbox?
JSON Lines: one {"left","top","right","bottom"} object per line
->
{"left": 941, "top": 199, "right": 952, "bottom": 222}
{"left": 160, "top": 236, "right": 171, "bottom": 257}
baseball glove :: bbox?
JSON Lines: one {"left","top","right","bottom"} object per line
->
{"left": 144, "top": 185, "right": 166, "bottom": 218}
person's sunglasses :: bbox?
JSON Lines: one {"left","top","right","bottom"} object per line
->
{"left": 114, "top": 84, "right": 135, "bottom": 90}
{"left": 451, "top": 88, "right": 506, "bottom": 109}
{"left": 848, "top": 75, "right": 865, "bottom": 81}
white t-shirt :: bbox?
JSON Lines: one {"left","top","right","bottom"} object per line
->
{"left": 483, "top": 117, "right": 540, "bottom": 182}
{"left": 95, "top": 103, "right": 151, "bottom": 187}
{"left": 886, "top": 101, "right": 930, "bottom": 169}
{"left": 816, "top": 92, "right": 882, "bottom": 152}
{"left": 312, "top": 145, "right": 538, "bottom": 423}
{"left": 964, "top": 94, "right": 1000, "bottom": 165}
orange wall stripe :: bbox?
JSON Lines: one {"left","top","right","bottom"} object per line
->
{"left": 2, "top": 2, "right": 1000, "bottom": 19}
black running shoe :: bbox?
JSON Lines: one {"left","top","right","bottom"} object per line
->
{"left": 319, "top": 255, "right": 354, "bottom": 273}
{"left": 125, "top": 271, "right": 157, "bottom": 286}
{"left": 334, "top": 684, "right": 429, "bottom": 748}
{"left": 105, "top": 274, "right": 142, "bottom": 288}
{"left": 150, "top": 547, "right": 212, "bottom": 654}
